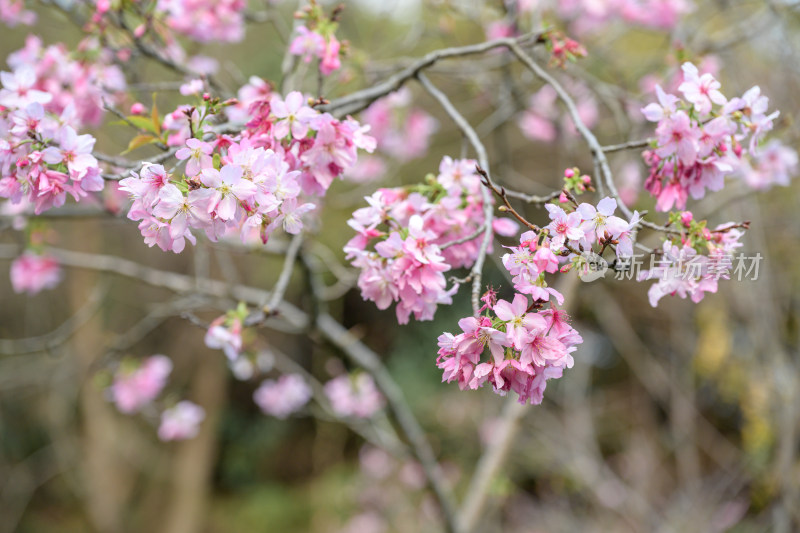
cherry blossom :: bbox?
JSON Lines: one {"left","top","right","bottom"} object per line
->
{"left": 324, "top": 374, "right": 385, "bottom": 418}
{"left": 109, "top": 355, "right": 173, "bottom": 414}
{"left": 158, "top": 401, "right": 206, "bottom": 441}
{"left": 10, "top": 251, "right": 61, "bottom": 294}
{"left": 253, "top": 374, "right": 313, "bottom": 419}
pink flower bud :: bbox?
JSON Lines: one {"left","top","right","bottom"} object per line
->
{"left": 559, "top": 191, "right": 568, "bottom": 203}
{"left": 581, "top": 174, "right": 591, "bottom": 184}
{"left": 130, "top": 102, "right": 145, "bottom": 115}
{"left": 203, "top": 93, "right": 211, "bottom": 101}
{"left": 680, "top": 211, "right": 693, "bottom": 226}
{"left": 134, "top": 24, "right": 146, "bottom": 38}
{"left": 564, "top": 168, "right": 575, "bottom": 178}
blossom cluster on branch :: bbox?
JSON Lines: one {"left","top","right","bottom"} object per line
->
{"left": 641, "top": 62, "right": 794, "bottom": 211}
{"left": 119, "top": 90, "right": 374, "bottom": 253}
{"left": 345, "top": 157, "right": 519, "bottom": 324}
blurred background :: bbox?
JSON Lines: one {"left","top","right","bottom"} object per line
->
{"left": 1, "top": 1, "right": 799, "bottom": 532}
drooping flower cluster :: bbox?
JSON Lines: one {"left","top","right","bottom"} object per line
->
{"left": 641, "top": 62, "right": 794, "bottom": 211}
{"left": 7, "top": 35, "right": 126, "bottom": 127}
{"left": 345, "top": 157, "right": 518, "bottom": 324}
{"left": 108, "top": 355, "right": 173, "bottom": 414}
{"left": 253, "top": 374, "right": 313, "bottom": 419}
{"left": 437, "top": 291, "right": 582, "bottom": 405}
{"left": 324, "top": 373, "right": 385, "bottom": 419}
{"left": 10, "top": 251, "right": 61, "bottom": 294}
{"left": 155, "top": 0, "right": 246, "bottom": 43}
{"left": 120, "top": 90, "right": 374, "bottom": 252}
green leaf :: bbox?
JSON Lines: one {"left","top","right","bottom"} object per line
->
{"left": 125, "top": 115, "right": 160, "bottom": 134}
{"left": 123, "top": 134, "right": 158, "bottom": 154}
{"left": 151, "top": 93, "right": 162, "bottom": 135}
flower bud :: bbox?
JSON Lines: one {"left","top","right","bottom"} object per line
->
{"left": 130, "top": 102, "right": 145, "bottom": 115}
{"left": 680, "top": 211, "right": 693, "bottom": 227}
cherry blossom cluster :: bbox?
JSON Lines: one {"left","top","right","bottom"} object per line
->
{"left": 641, "top": 62, "right": 792, "bottom": 211}
{"left": 436, "top": 290, "right": 582, "bottom": 405}
{"left": 0, "top": 70, "right": 105, "bottom": 215}
{"left": 545, "top": 192, "right": 639, "bottom": 261}
{"left": 7, "top": 35, "right": 126, "bottom": 127}
{"left": 324, "top": 373, "right": 385, "bottom": 419}
{"left": 120, "top": 90, "right": 374, "bottom": 253}
{"left": 345, "top": 157, "right": 518, "bottom": 324}
{"left": 639, "top": 212, "right": 744, "bottom": 307}
{"left": 254, "top": 374, "right": 313, "bottom": 419}
{"left": 155, "top": 0, "right": 246, "bottom": 43}
{"left": 10, "top": 251, "right": 61, "bottom": 295}
{"left": 545, "top": 0, "right": 693, "bottom": 33}
{"left": 204, "top": 313, "right": 244, "bottom": 362}
{"left": 107, "top": 355, "right": 206, "bottom": 441}
{"left": 0, "top": 0, "right": 34, "bottom": 27}
{"left": 288, "top": 3, "right": 347, "bottom": 77}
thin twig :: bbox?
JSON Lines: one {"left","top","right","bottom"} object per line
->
{"left": 417, "top": 72, "right": 494, "bottom": 315}
{"left": 323, "top": 33, "right": 544, "bottom": 117}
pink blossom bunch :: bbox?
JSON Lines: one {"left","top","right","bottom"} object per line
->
{"left": 517, "top": 84, "right": 597, "bottom": 144}
{"left": 6, "top": 35, "right": 126, "bottom": 127}
{"left": 360, "top": 88, "right": 438, "bottom": 162}
{"left": 158, "top": 401, "right": 206, "bottom": 441}
{"left": 9, "top": 251, "right": 61, "bottom": 294}
{"left": 0, "top": 0, "right": 35, "bottom": 27}
{"left": 120, "top": 90, "right": 374, "bottom": 252}
{"left": 288, "top": 25, "right": 342, "bottom": 77}
{"left": 550, "top": 0, "right": 693, "bottom": 34}
{"left": 637, "top": 212, "right": 744, "bottom": 307}
{"left": 225, "top": 76, "right": 272, "bottom": 124}
{"left": 0, "top": 84, "right": 104, "bottom": 214}
{"left": 156, "top": 0, "right": 246, "bottom": 43}
{"left": 544, "top": 196, "right": 639, "bottom": 260}
{"left": 204, "top": 315, "right": 243, "bottom": 361}
{"left": 436, "top": 292, "right": 582, "bottom": 405}
{"left": 344, "top": 156, "right": 518, "bottom": 323}
{"left": 736, "top": 140, "right": 798, "bottom": 191}
{"left": 324, "top": 373, "right": 385, "bottom": 419}
{"left": 253, "top": 374, "right": 313, "bottom": 419}
{"left": 238, "top": 90, "right": 376, "bottom": 195}
{"left": 109, "top": 355, "right": 173, "bottom": 414}
{"left": 641, "top": 62, "right": 791, "bottom": 211}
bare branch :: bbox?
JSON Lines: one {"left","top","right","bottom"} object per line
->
{"left": 417, "top": 73, "right": 494, "bottom": 315}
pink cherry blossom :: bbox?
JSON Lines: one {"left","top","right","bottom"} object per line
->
{"left": 678, "top": 62, "right": 726, "bottom": 116}
{"left": 109, "top": 355, "right": 173, "bottom": 414}
{"left": 10, "top": 251, "right": 62, "bottom": 294}
{"left": 204, "top": 316, "right": 243, "bottom": 361}
{"left": 158, "top": 401, "right": 206, "bottom": 441}
{"left": 288, "top": 26, "right": 326, "bottom": 63}
{"left": 324, "top": 374, "right": 385, "bottom": 418}
{"left": 271, "top": 91, "right": 317, "bottom": 139}
{"left": 253, "top": 374, "right": 313, "bottom": 419}
{"left": 176, "top": 138, "right": 214, "bottom": 176}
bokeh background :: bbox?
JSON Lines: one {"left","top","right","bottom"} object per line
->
{"left": 1, "top": 1, "right": 800, "bottom": 532}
